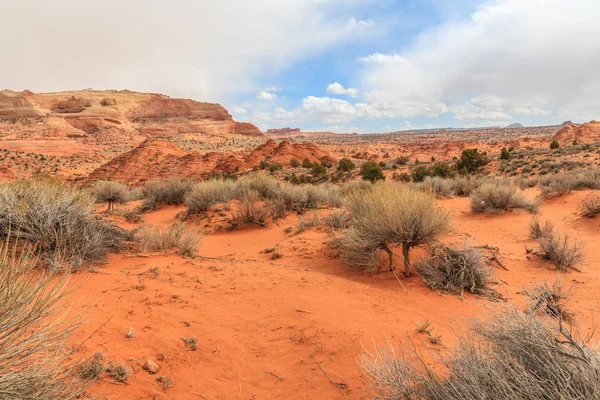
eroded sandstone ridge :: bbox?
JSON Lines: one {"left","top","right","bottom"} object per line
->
{"left": 0, "top": 89, "right": 263, "bottom": 143}
{"left": 87, "top": 138, "right": 336, "bottom": 184}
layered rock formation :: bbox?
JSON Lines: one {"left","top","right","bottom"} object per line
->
{"left": 0, "top": 89, "right": 263, "bottom": 142}
{"left": 552, "top": 120, "right": 600, "bottom": 144}
{"left": 87, "top": 138, "right": 336, "bottom": 184}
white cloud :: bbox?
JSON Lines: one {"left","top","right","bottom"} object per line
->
{"left": 230, "top": 107, "right": 248, "bottom": 114}
{"left": 326, "top": 82, "right": 359, "bottom": 97}
{"left": 263, "top": 86, "right": 281, "bottom": 92}
{"left": 359, "top": 0, "right": 600, "bottom": 121}
{"left": 256, "top": 91, "right": 277, "bottom": 100}
{"left": 0, "top": 1, "right": 376, "bottom": 102}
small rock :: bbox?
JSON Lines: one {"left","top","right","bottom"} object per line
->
{"left": 144, "top": 358, "right": 159, "bottom": 374}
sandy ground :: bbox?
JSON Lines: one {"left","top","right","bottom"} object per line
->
{"left": 69, "top": 190, "right": 600, "bottom": 399}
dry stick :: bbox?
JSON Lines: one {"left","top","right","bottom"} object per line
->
{"left": 389, "top": 249, "right": 408, "bottom": 293}
{"left": 213, "top": 344, "right": 220, "bottom": 356}
{"left": 266, "top": 371, "right": 285, "bottom": 381}
{"left": 311, "top": 354, "right": 348, "bottom": 394}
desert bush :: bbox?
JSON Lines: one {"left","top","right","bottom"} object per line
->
{"left": 395, "top": 155, "right": 410, "bottom": 166}
{"left": 500, "top": 147, "right": 511, "bottom": 160}
{"left": 361, "top": 161, "right": 385, "bottom": 183}
{"left": 470, "top": 181, "right": 537, "bottom": 213}
{"left": 452, "top": 177, "right": 477, "bottom": 197}
{"left": 360, "top": 307, "right": 600, "bottom": 400}
{"left": 232, "top": 191, "right": 270, "bottom": 228}
{"left": 430, "top": 162, "right": 455, "bottom": 179}
{"left": 338, "top": 158, "right": 356, "bottom": 172}
{"left": 184, "top": 179, "right": 236, "bottom": 214}
{"left": 580, "top": 194, "right": 600, "bottom": 218}
{"left": 539, "top": 232, "right": 583, "bottom": 272}
{"left": 134, "top": 223, "right": 199, "bottom": 257}
{"left": 0, "top": 241, "right": 90, "bottom": 398}
{"left": 290, "top": 158, "right": 301, "bottom": 168}
{"left": 550, "top": 139, "right": 560, "bottom": 149}
{"left": 302, "top": 158, "right": 313, "bottom": 168}
{"left": 417, "top": 245, "right": 498, "bottom": 298}
{"left": 456, "top": 148, "right": 489, "bottom": 173}
{"left": 142, "top": 177, "right": 195, "bottom": 210}
{"left": 236, "top": 173, "right": 280, "bottom": 199}
{"left": 339, "top": 184, "right": 450, "bottom": 276}
{"left": 421, "top": 177, "right": 455, "bottom": 197}
{"left": 90, "top": 180, "right": 129, "bottom": 211}
{"left": 0, "top": 179, "right": 126, "bottom": 270}
{"left": 411, "top": 165, "right": 431, "bottom": 182}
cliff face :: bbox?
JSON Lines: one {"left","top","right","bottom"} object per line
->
{"left": 0, "top": 89, "right": 263, "bottom": 142}
{"left": 87, "top": 138, "right": 337, "bottom": 184}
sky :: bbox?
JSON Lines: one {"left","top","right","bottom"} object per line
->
{"left": 1, "top": 0, "right": 599, "bottom": 133}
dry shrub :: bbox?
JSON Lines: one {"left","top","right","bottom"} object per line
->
{"left": 417, "top": 245, "right": 499, "bottom": 299}
{"left": 539, "top": 232, "right": 584, "bottom": 272}
{"left": 580, "top": 194, "right": 600, "bottom": 218}
{"left": 0, "top": 241, "right": 90, "bottom": 399}
{"left": 142, "top": 178, "right": 195, "bottom": 210}
{"left": 529, "top": 217, "right": 554, "bottom": 239}
{"left": 0, "top": 179, "right": 126, "bottom": 271}
{"left": 338, "top": 183, "right": 450, "bottom": 276}
{"left": 232, "top": 191, "right": 271, "bottom": 228}
{"left": 107, "top": 362, "right": 132, "bottom": 383}
{"left": 539, "top": 168, "right": 600, "bottom": 198}
{"left": 134, "top": 223, "right": 200, "bottom": 257}
{"left": 90, "top": 180, "right": 130, "bottom": 211}
{"left": 421, "top": 177, "right": 455, "bottom": 198}
{"left": 325, "top": 209, "right": 351, "bottom": 229}
{"left": 452, "top": 178, "right": 477, "bottom": 197}
{"left": 184, "top": 180, "right": 236, "bottom": 214}
{"left": 524, "top": 280, "right": 574, "bottom": 323}
{"left": 236, "top": 173, "right": 280, "bottom": 199}
{"left": 360, "top": 307, "right": 600, "bottom": 400}
{"left": 470, "top": 181, "right": 537, "bottom": 213}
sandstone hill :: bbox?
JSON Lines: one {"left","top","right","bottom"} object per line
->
{"left": 0, "top": 89, "right": 263, "bottom": 144}
{"left": 552, "top": 120, "right": 600, "bottom": 144}
{"left": 87, "top": 138, "right": 336, "bottom": 184}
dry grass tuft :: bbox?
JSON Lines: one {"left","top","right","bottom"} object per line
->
{"left": 107, "top": 362, "right": 132, "bottom": 384}
{"left": 470, "top": 181, "right": 538, "bottom": 213}
{"left": 134, "top": 223, "right": 200, "bottom": 257}
{"left": 529, "top": 217, "right": 554, "bottom": 239}
{"left": 142, "top": 178, "right": 195, "bottom": 210}
{"left": 90, "top": 180, "right": 130, "bottom": 211}
{"left": 580, "top": 194, "right": 600, "bottom": 218}
{"left": 539, "top": 232, "right": 584, "bottom": 272}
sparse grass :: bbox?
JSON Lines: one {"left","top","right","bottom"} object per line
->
{"left": 360, "top": 307, "right": 600, "bottom": 400}
{"left": 134, "top": 223, "right": 200, "bottom": 257}
{"left": 184, "top": 179, "right": 236, "bottom": 214}
{"left": 470, "top": 181, "right": 538, "bottom": 213}
{"left": 142, "top": 177, "right": 195, "bottom": 210}
{"left": 415, "top": 320, "right": 432, "bottom": 335}
{"left": 539, "top": 168, "right": 600, "bottom": 198}
{"left": 539, "top": 232, "right": 584, "bottom": 272}
{"left": 529, "top": 217, "right": 554, "bottom": 239}
{"left": 580, "top": 194, "right": 600, "bottom": 218}
{"left": 107, "top": 363, "right": 131, "bottom": 384}
{"left": 0, "top": 241, "right": 90, "bottom": 398}
{"left": 79, "top": 357, "right": 106, "bottom": 381}
{"left": 417, "top": 245, "right": 499, "bottom": 299}
{"left": 231, "top": 191, "right": 271, "bottom": 228}
{"left": 0, "top": 179, "right": 127, "bottom": 271}
{"left": 181, "top": 336, "right": 198, "bottom": 351}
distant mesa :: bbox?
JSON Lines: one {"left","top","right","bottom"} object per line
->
{"left": 560, "top": 120, "right": 575, "bottom": 127}
{"left": 266, "top": 127, "right": 301, "bottom": 135}
{"left": 504, "top": 123, "right": 524, "bottom": 129}
{"left": 0, "top": 89, "right": 264, "bottom": 140}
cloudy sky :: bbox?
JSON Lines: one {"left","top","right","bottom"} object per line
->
{"left": 1, "top": 0, "right": 599, "bottom": 132}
